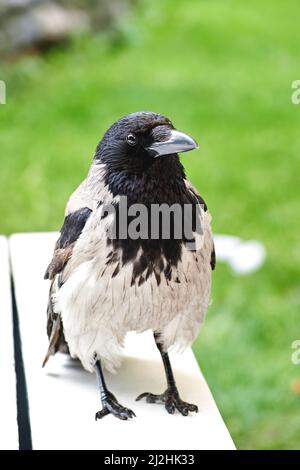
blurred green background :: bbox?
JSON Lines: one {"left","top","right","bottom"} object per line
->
{"left": 1, "top": 0, "right": 300, "bottom": 449}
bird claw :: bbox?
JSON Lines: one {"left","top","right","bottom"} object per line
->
{"left": 95, "top": 391, "right": 136, "bottom": 421}
{"left": 136, "top": 387, "right": 198, "bottom": 416}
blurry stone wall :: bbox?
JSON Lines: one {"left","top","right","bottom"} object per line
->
{"left": 0, "top": 0, "right": 131, "bottom": 55}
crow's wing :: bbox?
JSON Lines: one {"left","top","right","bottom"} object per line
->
{"left": 44, "top": 179, "right": 95, "bottom": 280}
{"left": 43, "top": 172, "right": 103, "bottom": 365}
{"left": 44, "top": 206, "right": 92, "bottom": 280}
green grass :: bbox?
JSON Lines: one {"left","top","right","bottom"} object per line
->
{"left": 1, "top": 0, "right": 300, "bottom": 449}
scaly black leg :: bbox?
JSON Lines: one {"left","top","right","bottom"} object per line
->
{"left": 136, "top": 333, "right": 198, "bottom": 416}
{"left": 95, "top": 360, "right": 136, "bottom": 421}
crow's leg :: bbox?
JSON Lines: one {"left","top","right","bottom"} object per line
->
{"left": 95, "top": 360, "right": 136, "bottom": 421}
{"left": 136, "top": 333, "right": 198, "bottom": 416}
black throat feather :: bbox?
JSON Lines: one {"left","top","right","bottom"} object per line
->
{"left": 104, "top": 154, "right": 186, "bottom": 204}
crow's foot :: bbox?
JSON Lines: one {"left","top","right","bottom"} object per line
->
{"left": 136, "top": 386, "right": 198, "bottom": 416}
{"left": 95, "top": 391, "right": 136, "bottom": 421}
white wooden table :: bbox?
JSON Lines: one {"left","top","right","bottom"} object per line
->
{"left": 9, "top": 232, "right": 235, "bottom": 450}
{"left": 0, "top": 236, "right": 18, "bottom": 449}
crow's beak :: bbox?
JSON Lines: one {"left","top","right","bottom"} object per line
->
{"left": 147, "top": 129, "right": 198, "bottom": 157}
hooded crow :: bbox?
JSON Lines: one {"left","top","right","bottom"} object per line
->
{"left": 44, "top": 111, "right": 215, "bottom": 420}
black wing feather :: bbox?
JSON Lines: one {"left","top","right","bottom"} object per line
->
{"left": 44, "top": 207, "right": 92, "bottom": 280}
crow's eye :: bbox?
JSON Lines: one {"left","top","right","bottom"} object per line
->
{"left": 126, "top": 133, "right": 137, "bottom": 146}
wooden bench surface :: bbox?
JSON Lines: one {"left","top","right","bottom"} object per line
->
{"left": 9, "top": 232, "right": 235, "bottom": 450}
{"left": 0, "top": 236, "right": 18, "bottom": 449}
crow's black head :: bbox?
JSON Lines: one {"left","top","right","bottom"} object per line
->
{"left": 95, "top": 111, "right": 197, "bottom": 175}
